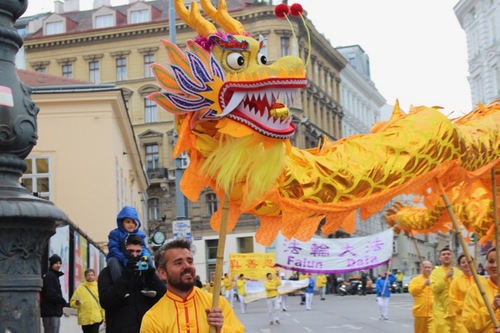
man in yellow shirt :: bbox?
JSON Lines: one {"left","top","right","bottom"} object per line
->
{"left": 430, "top": 247, "right": 462, "bottom": 333}
{"left": 265, "top": 272, "right": 282, "bottom": 325}
{"left": 140, "top": 239, "right": 244, "bottom": 333}
{"left": 236, "top": 274, "right": 247, "bottom": 314}
{"left": 222, "top": 273, "right": 234, "bottom": 307}
{"left": 409, "top": 261, "right": 434, "bottom": 333}
{"left": 316, "top": 274, "right": 327, "bottom": 300}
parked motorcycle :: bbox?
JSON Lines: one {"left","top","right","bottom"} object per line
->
{"left": 338, "top": 278, "right": 362, "bottom": 296}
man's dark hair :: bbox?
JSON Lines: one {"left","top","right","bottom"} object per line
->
{"left": 84, "top": 268, "right": 95, "bottom": 275}
{"left": 154, "top": 238, "right": 192, "bottom": 269}
{"left": 439, "top": 246, "right": 451, "bottom": 254}
{"left": 126, "top": 234, "right": 143, "bottom": 246}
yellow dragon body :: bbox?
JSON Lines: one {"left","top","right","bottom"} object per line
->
{"left": 150, "top": 0, "right": 500, "bottom": 245}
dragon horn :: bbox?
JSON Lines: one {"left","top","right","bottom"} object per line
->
{"left": 174, "top": 0, "right": 218, "bottom": 36}
{"left": 200, "top": 0, "right": 245, "bottom": 35}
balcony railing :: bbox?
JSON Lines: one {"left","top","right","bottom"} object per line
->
{"left": 147, "top": 168, "right": 168, "bottom": 181}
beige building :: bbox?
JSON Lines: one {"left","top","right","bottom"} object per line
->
{"left": 21, "top": 0, "right": 349, "bottom": 280}
{"left": 18, "top": 69, "right": 148, "bottom": 248}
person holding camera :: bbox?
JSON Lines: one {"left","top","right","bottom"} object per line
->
{"left": 106, "top": 206, "right": 156, "bottom": 297}
{"left": 98, "top": 234, "right": 166, "bottom": 333}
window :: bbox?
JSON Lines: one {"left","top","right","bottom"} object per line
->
{"left": 144, "top": 98, "right": 157, "bottom": 123}
{"left": 148, "top": 198, "right": 160, "bottom": 220}
{"left": 280, "top": 37, "right": 290, "bottom": 57}
{"left": 46, "top": 21, "right": 64, "bottom": 35}
{"left": 89, "top": 60, "right": 99, "bottom": 83}
{"left": 206, "top": 239, "right": 219, "bottom": 260}
{"left": 130, "top": 9, "right": 149, "bottom": 24}
{"left": 206, "top": 192, "right": 218, "bottom": 216}
{"left": 35, "top": 67, "right": 46, "bottom": 73}
{"left": 95, "top": 14, "right": 113, "bottom": 28}
{"left": 116, "top": 57, "right": 127, "bottom": 81}
{"left": 145, "top": 144, "right": 159, "bottom": 171}
{"left": 22, "top": 157, "right": 51, "bottom": 200}
{"left": 144, "top": 54, "right": 154, "bottom": 78}
{"left": 237, "top": 237, "right": 254, "bottom": 253}
{"left": 62, "top": 64, "right": 73, "bottom": 78}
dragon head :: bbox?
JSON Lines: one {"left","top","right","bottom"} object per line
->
{"left": 149, "top": 0, "right": 306, "bottom": 140}
{"left": 149, "top": 0, "right": 307, "bottom": 209}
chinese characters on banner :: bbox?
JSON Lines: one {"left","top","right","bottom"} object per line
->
{"left": 229, "top": 253, "right": 276, "bottom": 280}
{"left": 275, "top": 229, "right": 394, "bottom": 274}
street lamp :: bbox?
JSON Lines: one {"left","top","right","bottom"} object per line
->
{"left": 0, "top": 1, "right": 69, "bottom": 332}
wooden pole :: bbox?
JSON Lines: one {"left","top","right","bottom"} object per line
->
{"left": 441, "top": 192, "right": 499, "bottom": 328}
{"left": 492, "top": 168, "right": 499, "bottom": 287}
{"left": 209, "top": 193, "right": 230, "bottom": 333}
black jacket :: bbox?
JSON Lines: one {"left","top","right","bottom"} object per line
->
{"left": 98, "top": 265, "right": 166, "bottom": 333}
{"left": 40, "top": 269, "right": 67, "bottom": 317}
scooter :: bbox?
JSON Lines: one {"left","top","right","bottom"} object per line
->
{"left": 338, "top": 279, "right": 361, "bottom": 296}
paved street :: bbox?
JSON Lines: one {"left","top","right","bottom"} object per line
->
{"left": 237, "top": 293, "right": 414, "bottom": 333}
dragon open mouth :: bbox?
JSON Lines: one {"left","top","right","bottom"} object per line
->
{"left": 219, "top": 78, "right": 307, "bottom": 139}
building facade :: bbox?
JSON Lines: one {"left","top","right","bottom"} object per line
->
{"left": 454, "top": 0, "right": 500, "bottom": 107}
{"left": 18, "top": 69, "right": 148, "bottom": 249}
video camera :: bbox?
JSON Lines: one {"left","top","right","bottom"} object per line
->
{"left": 136, "top": 256, "right": 149, "bottom": 271}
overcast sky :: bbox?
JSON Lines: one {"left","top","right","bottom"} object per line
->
{"left": 24, "top": 0, "right": 472, "bottom": 117}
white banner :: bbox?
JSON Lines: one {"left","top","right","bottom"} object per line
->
{"left": 275, "top": 229, "right": 394, "bottom": 274}
{"left": 244, "top": 278, "right": 309, "bottom": 303}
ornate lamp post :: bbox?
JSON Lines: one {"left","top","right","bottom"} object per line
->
{"left": 0, "top": 1, "right": 69, "bottom": 332}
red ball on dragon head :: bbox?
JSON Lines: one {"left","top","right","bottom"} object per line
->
{"left": 290, "top": 3, "right": 304, "bottom": 17}
{"left": 274, "top": 3, "right": 290, "bottom": 19}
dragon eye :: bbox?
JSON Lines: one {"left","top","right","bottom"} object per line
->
{"left": 227, "top": 52, "right": 245, "bottom": 70}
{"left": 258, "top": 54, "right": 267, "bottom": 65}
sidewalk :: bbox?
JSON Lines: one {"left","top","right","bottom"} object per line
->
{"left": 41, "top": 307, "right": 105, "bottom": 332}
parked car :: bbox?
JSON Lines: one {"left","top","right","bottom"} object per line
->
{"left": 402, "top": 275, "right": 416, "bottom": 292}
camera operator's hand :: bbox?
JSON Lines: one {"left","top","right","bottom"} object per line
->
{"left": 123, "top": 257, "right": 139, "bottom": 279}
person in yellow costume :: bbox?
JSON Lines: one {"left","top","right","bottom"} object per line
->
{"left": 462, "top": 247, "right": 500, "bottom": 333}
{"left": 222, "top": 273, "right": 234, "bottom": 307}
{"left": 409, "top": 261, "right": 434, "bottom": 333}
{"left": 236, "top": 274, "right": 247, "bottom": 314}
{"left": 265, "top": 272, "right": 282, "bottom": 325}
{"left": 316, "top": 274, "right": 327, "bottom": 300}
{"left": 449, "top": 254, "right": 487, "bottom": 333}
{"left": 140, "top": 239, "right": 244, "bottom": 333}
{"left": 430, "top": 247, "right": 462, "bottom": 333}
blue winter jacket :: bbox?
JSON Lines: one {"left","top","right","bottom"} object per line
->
{"left": 306, "top": 277, "right": 315, "bottom": 293}
{"left": 375, "top": 273, "right": 396, "bottom": 298}
{"left": 106, "top": 206, "right": 150, "bottom": 266}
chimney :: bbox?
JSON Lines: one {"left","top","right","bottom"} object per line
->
{"left": 63, "top": 0, "right": 80, "bottom": 12}
{"left": 93, "top": 0, "right": 111, "bottom": 9}
{"left": 54, "top": 0, "right": 63, "bottom": 13}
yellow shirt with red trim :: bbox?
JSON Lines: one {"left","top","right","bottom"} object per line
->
{"left": 140, "top": 287, "right": 244, "bottom": 333}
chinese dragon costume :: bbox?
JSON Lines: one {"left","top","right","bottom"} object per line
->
{"left": 149, "top": 0, "right": 500, "bottom": 245}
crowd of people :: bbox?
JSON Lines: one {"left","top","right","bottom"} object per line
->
{"left": 41, "top": 205, "right": 500, "bottom": 333}
{"left": 407, "top": 246, "right": 500, "bottom": 333}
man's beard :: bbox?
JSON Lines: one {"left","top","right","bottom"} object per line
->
{"left": 167, "top": 269, "right": 196, "bottom": 292}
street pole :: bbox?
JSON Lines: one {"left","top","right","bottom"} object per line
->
{"left": 0, "top": 1, "right": 69, "bottom": 332}
{"left": 169, "top": 0, "right": 189, "bottom": 225}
